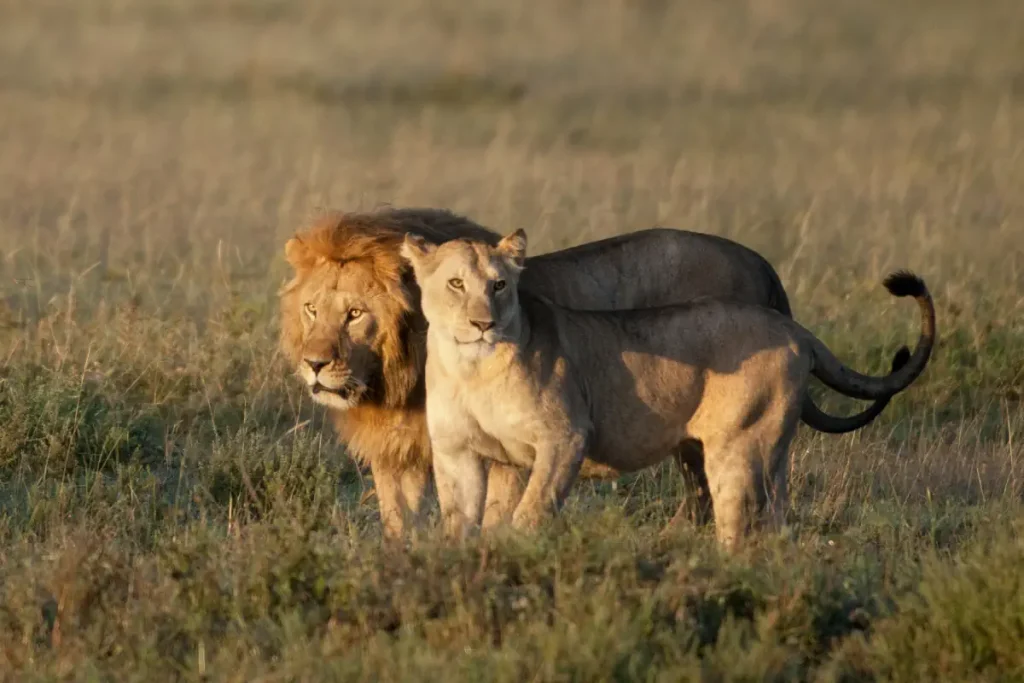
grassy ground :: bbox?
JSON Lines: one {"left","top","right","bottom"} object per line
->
{"left": 1, "top": 0, "right": 1023, "bottom": 679}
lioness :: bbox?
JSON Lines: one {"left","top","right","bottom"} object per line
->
{"left": 280, "top": 208, "right": 904, "bottom": 538}
{"left": 401, "top": 230, "right": 935, "bottom": 549}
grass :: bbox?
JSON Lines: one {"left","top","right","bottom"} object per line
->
{"left": 0, "top": 0, "right": 1023, "bottom": 679}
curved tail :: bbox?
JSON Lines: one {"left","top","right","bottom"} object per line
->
{"left": 806, "top": 271, "right": 935, "bottom": 402}
{"left": 772, "top": 256, "right": 912, "bottom": 434}
{"left": 800, "top": 346, "right": 911, "bottom": 433}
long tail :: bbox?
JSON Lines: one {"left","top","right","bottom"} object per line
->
{"left": 806, "top": 271, "right": 935, "bottom": 401}
{"left": 768, "top": 253, "right": 900, "bottom": 434}
{"left": 776, "top": 260, "right": 912, "bottom": 434}
{"left": 800, "top": 346, "right": 911, "bottom": 433}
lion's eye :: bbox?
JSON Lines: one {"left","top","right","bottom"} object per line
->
{"left": 303, "top": 303, "right": 317, "bottom": 319}
{"left": 348, "top": 308, "right": 363, "bottom": 321}
{"left": 493, "top": 280, "right": 507, "bottom": 292}
{"left": 448, "top": 278, "right": 464, "bottom": 290}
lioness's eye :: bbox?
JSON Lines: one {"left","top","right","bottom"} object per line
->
{"left": 493, "top": 280, "right": 507, "bottom": 292}
{"left": 448, "top": 278, "right": 464, "bottom": 290}
{"left": 303, "top": 303, "right": 317, "bottom": 318}
{"left": 348, "top": 308, "right": 363, "bottom": 321}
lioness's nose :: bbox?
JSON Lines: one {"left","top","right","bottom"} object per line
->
{"left": 470, "top": 319, "right": 495, "bottom": 332}
{"left": 304, "top": 358, "right": 329, "bottom": 373}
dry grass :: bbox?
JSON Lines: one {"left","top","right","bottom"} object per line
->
{"left": 0, "top": 0, "right": 1023, "bottom": 679}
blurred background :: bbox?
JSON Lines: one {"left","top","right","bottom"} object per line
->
{"left": 2, "top": 0, "right": 1022, "bottom": 316}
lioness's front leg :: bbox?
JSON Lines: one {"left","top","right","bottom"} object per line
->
{"left": 486, "top": 458, "right": 619, "bottom": 530}
{"left": 432, "top": 446, "right": 487, "bottom": 540}
{"left": 482, "top": 463, "right": 526, "bottom": 529}
{"left": 511, "top": 434, "right": 586, "bottom": 530}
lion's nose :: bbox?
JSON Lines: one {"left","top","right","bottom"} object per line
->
{"left": 470, "top": 319, "right": 495, "bottom": 332}
{"left": 304, "top": 358, "right": 330, "bottom": 374}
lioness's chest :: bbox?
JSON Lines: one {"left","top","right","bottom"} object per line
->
{"left": 472, "top": 396, "right": 548, "bottom": 467}
{"left": 427, "top": 372, "right": 549, "bottom": 469}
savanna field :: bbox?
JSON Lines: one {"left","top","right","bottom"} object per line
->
{"left": 0, "top": 0, "right": 1023, "bottom": 679}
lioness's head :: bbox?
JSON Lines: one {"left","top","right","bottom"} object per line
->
{"left": 279, "top": 214, "right": 422, "bottom": 411}
{"left": 401, "top": 230, "right": 527, "bottom": 356}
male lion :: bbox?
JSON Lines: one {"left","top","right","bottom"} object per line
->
{"left": 279, "top": 207, "right": 904, "bottom": 538}
{"left": 400, "top": 230, "right": 935, "bottom": 549}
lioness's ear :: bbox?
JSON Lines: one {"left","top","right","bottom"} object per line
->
{"left": 496, "top": 229, "right": 527, "bottom": 269}
{"left": 400, "top": 234, "right": 436, "bottom": 270}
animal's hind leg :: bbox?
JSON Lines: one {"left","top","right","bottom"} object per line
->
{"left": 664, "top": 441, "right": 713, "bottom": 532}
{"left": 766, "top": 459, "right": 789, "bottom": 535}
{"left": 744, "top": 383, "right": 802, "bottom": 539}
{"left": 704, "top": 430, "right": 797, "bottom": 550}
{"left": 703, "top": 448, "right": 757, "bottom": 551}
{"left": 763, "top": 406, "right": 800, "bottom": 536}
{"left": 713, "top": 408, "right": 800, "bottom": 548}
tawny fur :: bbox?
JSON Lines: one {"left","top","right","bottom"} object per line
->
{"left": 279, "top": 207, "right": 908, "bottom": 538}
{"left": 403, "top": 231, "right": 935, "bottom": 549}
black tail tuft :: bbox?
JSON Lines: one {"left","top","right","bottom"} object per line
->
{"left": 890, "top": 345, "right": 911, "bottom": 372}
{"left": 883, "top": 270, "right": 926, "bottom": 298}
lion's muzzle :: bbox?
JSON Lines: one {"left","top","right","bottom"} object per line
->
{"left": 311, "top": 382, "right": 352, "bottom": 400}
{"left": 298, "top": 349, "right": 367, "bottom": 409}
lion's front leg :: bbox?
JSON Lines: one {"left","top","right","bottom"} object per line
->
{"left": 511, "top": 434, "right": 586, "bottom": 530}
{"left": 432, "top": 446, "right": 487, "bottom": 540}
{"left": 482, "top": 463, "right": 527, "bottom": 530}
{"left": 368, "top": 452, "right": 433, "bottom": 540}
{"left": 400, "top": 464, "right": 433, "bottom": 530}
{"left": 370, "top": 458, "right": 409, "bottom": 541}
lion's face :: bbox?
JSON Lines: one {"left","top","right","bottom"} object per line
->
{"left": 288, "top": 259, "right": 396, "bottom": 410}
{"left": 279, "top": 218, "right": 428, "bottom": 414}
{"left": 401, "top": 230, "right": 526, "bottom": 358}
